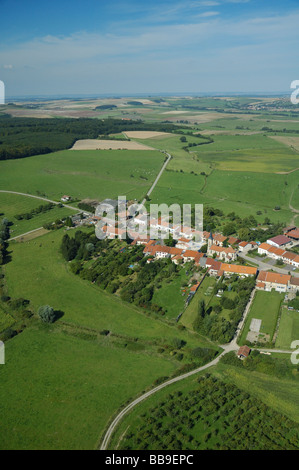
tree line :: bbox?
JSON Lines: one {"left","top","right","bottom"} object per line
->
{"left": 0, "top": 115, "right": 183, "bottom": 161}
{"left": 0, "top": 218, "right": 10, "bottom": 265}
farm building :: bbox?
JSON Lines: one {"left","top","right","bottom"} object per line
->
{"left": 61, "top": 195, "right": 72, "bottom": 202}
{"left": 266, "top": 235, "right": 292, "bottom": 248}
{"left": 205, "top": 258, "right": 222, "bottom": 276}
{"left": 287, "top": 229, "right": 299, "bottom": 242}
{"left": 237, "top": 345, "right": 251, "bottom": 359}
{"left": 290, "top": 277, "right": 299, "bottom": 293}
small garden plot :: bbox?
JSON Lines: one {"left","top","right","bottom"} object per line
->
{"left": 240, "top": 290, "right": 283, "bottom": 345}
{"left": 246, "top": 318, "right": 263, "bottom": 343}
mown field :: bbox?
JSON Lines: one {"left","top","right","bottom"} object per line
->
{"left": 0, "top": 149, "right": 164, "bottom": 202}
{"left": 276, "top": 308, "right": 299, "bottom": 350}
{"left": 0, "top": 326, "right": 176, "bottom": 450}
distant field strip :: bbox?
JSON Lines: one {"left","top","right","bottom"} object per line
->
{"left": 123, "top": 131, "right": 172, "bottom": 139}
{"left": 71, "top": 139, "right": 154, "bottom": 150}
{"left": 269, "top": 135, "right": 299, "bottom": 152}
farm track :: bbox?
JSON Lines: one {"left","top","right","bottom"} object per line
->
{"left": 99, "top": 284, "right": 292, "bottom": 450}
{"left": 0, "top": 190, "right": 84, "bottom": 214}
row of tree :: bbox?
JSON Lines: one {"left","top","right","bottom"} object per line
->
{"left": 0, "top": 218, "right": 10, "bottom": 265}
{"left": 14, "top": 202, "right": 56, "bottom": 220}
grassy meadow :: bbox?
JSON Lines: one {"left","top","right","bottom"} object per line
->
{"left": 0, "top": 149, "right": 164, "bottom": 202}
{"left": 0, "top": 326, "right": 176, "bottom": 450}
{"left": 149, "top": 168, "right": 296, "bottom": 224}
{"left": 276, "top": 307, "right": 299, "bottom": 350}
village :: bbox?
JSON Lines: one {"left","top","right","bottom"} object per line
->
{"left": 67, "top": 197, "right": 299, "bottom": 298}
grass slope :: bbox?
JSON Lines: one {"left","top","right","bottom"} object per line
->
{"left": 0, "top": 149, "right": 164, "bottom": 202}
{"left": 0, "top": 326, "right": 176, "bottom": 450}
{"left": 4, "top": 229, "right": 212, "bottom": 349}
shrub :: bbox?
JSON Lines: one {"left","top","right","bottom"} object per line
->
{"left": 38, "top": 305, "right": 56, "bottom": 323}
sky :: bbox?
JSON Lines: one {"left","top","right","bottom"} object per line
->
{"left": 1, "top": 0, "right": 299, "bottom": 97}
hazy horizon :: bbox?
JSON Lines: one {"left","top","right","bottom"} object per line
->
{"left": 1, "top": 0, "right": 299, "bottom": 97}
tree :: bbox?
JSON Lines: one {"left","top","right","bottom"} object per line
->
{"left": 198, "top": 299, "right": 206, "bottom": 318}
{"left": 38, "top": 305, "right": 56, "bottom": 323}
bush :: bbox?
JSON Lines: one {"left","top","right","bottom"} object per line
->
{"left": 38, "top": 305, "right": 56, "bottom": 323}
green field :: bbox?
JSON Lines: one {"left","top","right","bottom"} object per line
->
{"left": 0, "top": 149, "right": 164, "bottom": 202}
{"left": 240, "top": 290, "right": 283, "bottom": 344}
{"left": 0, "top": 326, "right": 176, "bottom": 450}
{"left": 2, "top": 96, "right": 299, "bottom": 450}
{"left": 133, "top": 133, "right": 212, "bottom": 174}
{"left": 149, "top": 167, "right": 296, "bottom": 224}
{"left": 0, "top": 303, "right": 15, "bottom": 331}
{"left": 276, "top": 308, "right": 299, "bottom": 350}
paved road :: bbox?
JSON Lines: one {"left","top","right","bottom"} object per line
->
{"left": 239, "top": 252, "right": 299, "bottom": 278}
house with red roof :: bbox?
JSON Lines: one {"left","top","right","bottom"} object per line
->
{"left": 267, "top": 235, "right": 292, "bottom": 248}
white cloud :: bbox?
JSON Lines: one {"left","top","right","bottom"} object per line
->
{"left": 196, "top": 11, "right": 220, "bottom": 17}
{"left": 1, "top": 8, "right": 298, "bottom": 95}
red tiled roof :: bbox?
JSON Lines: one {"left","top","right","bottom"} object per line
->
{"left": 287, "top": 229, "right": 299, "bottom": 240}
{"left": 257, "top": 271, "right": 291, "bottom": 285}
{"left": 238, "top": 345, "right": 251, "bottom": 357}
{"left": 221, "top": 263, "right": 257, "bottom": 276}
{"left": 258, "top": 242, "right": 271, "bottom": 251}
{"left": 268, "top": 235, "right": 291, "bottom": 246}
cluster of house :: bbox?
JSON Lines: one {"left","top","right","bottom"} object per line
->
{"left": 140, "top": 229, "right": 299, "bottom": 294}
{"left": 257, "top": 233, "right": 299, "bottom": 269}
{"left": 69, "top": 199, "right": 299, "bottom": 294}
